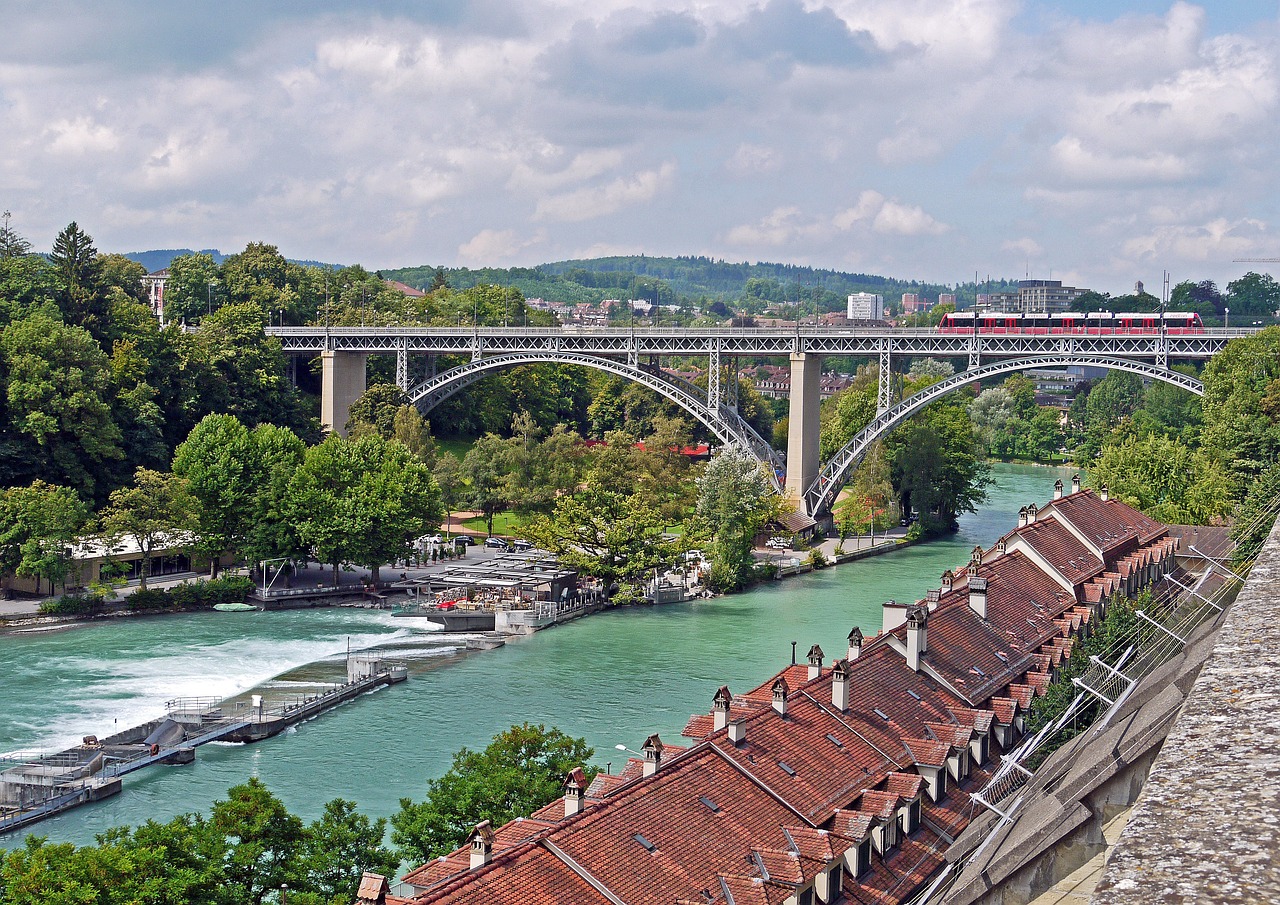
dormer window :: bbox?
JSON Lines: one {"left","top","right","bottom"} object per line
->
{"left": 848, "top": 838, "right": 872, "bottom": 878}
{"left": 898, "top": 798, "right": 922, "bottom": 835}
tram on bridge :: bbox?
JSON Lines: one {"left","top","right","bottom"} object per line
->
{"left": 937, "top": 311, "right": 1204, "bottom": 335}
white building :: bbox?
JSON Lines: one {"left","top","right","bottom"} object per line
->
{"left": 847, "top": 292, "right": 882, "bottom": 319}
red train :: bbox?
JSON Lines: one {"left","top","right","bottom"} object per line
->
{"left": 936, "top": 311, "right": 1204, "bottom": 335}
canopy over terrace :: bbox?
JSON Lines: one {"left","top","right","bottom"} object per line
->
{"left": 390, "top": 551, "right": 579, "bottom": 608}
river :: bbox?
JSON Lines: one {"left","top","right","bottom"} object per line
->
{"left": 0, "top": 463, "right": 1072, "bottom": 846}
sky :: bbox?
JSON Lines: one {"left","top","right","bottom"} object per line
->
{"left": 2, "top": 0, "right": 1279, "bottom": 294}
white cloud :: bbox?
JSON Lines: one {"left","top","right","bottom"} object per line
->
{"left": 725, "top": 143, "right": 783, "bottom": 176}
{"left": 47, "top": 116, "right": 119, "bottom": 155}
{"left": 872, "top": 199, "right": 948, "bottom": 236}
{"left": 534, "top": 162, "right": 676, "bottom": 222}
{"left": 1002, "top": 237, "right": 1043, "bottom": 258}
{"left": 725, "top": 206, "right": 809, "bottom": 246}
{"left": 458, "top": 228, "right": 544, "bottom": 265}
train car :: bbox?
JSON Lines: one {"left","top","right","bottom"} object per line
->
{"left": 937, "top": 310, "right": 1203, "bottom": 335}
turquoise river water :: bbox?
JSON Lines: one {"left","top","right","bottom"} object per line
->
{"left": 0, "top": 463, "right": 1072, "bottom": 846}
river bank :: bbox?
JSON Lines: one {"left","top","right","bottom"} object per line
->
{"left": 0, "top": 463, "right": 1073, "bottom": 845}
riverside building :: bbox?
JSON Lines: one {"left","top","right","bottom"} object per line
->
{"left": 375, "top": 481, "right": 1178, "bottom": 905}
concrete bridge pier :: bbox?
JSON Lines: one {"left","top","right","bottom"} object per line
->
{"left": 785, "top": 352, "right": 822, "bottom": 511}
{"left": 320, "top": 350, "right": 367, "bottom": 436}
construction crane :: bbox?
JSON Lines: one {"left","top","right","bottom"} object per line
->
{"left": 1233, "top": 258, "right": 1280, "bottom": 263}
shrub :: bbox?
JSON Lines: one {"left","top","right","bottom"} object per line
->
{"left": 123, "top": 575, "right": 254, "bottom": 611}
{"left": 807, "top": 549, "right": 828, "bottom": 569}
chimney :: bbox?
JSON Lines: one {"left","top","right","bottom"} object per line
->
{"left": 995, "top": 538, "right": 1006, "bottom": 554}
{"left": 1018, "top": 506, "right": 1029, "bottom": 528}
{"left": 563, "top": 767, "right": 587, "bottom": 817}
{"left": 728, "top": 717, "right": 746, "bottom": 745}
{"left": 925, "top": 588, "right": 941, "bottom": 608}
{"left": 1071, "top": 473, "right": 1081, "bottom": 493}
{"left": 1100, "top": 484, "right": 1110, "bottom": 502}
{"left": 469, "top": 821, "right": 495, "bottom": 869}
{"left": 969, "top": 576, "right": 988, "bottom": 619}
{"left": 772, "top": 677, "right": 789, "bottom": 717}
{"left": 1053, "top": 479, "right": 1064, "bottom": 500}
{"left": 1027, "top": 503, "right": 1038, "bottom": 523}
{"left": 847, "top": 626, "right": 864, "bottom": 661}
{"left": 831, "top": 658, "right": 851, "bottom": 711}
{"left": 712, "top": 686, "right": 732, "bottom": 732}
{"left": 641, "top": 734, "right": 663, "bottom": 776}
{"left": 941, "top": 569, "right": 954, "bottom": 592}
{"left": 807, "top": 644, "right": 825, "bottom": 680}
{"left": 906, "top": 606, "right": 928, "bottom": 672}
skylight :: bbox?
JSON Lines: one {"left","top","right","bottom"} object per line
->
{"left": 906, "top": 689, "right": 922, "bottom": 701}
{"left": 698, "top": 795, "right": 721, "bottom": 813}
{"left": 778, "top": 761, "right": 797, "bottom": 777}
{"left": 873, "top": 708, "right": 890, "bottom": 720}
{"left": 633, "top": 833, "right": 657, "bottom": 853}
{"left": 825, "top": 733, "right": 844, "bottom": 748}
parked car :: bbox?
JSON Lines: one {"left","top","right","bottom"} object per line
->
{"left": 511, "top": 539, "right": 534, "bottom": 552}
{"left": 484, "top": 537, "right": 509, "bottom": 550}
{"left": 453, "top": 535, "right": 476, "bottom": 546}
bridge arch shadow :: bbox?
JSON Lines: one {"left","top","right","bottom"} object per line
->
{"left": 805, "top": 356, "right": 1204, "bottom": 517}
{"left": 406, "top": 351, "right": 782, "bottom": 487}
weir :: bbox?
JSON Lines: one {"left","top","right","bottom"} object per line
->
{"left": 0, "top": 656, "right": 407, "bottom": 837}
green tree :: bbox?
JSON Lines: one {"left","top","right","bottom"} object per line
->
{"left": 290, "top": 434, "right": 441, "bottom": 584}
{"left": 527, "top": 484, "right": 679, "bottom": 601}
{"left": 1169, "top": 279, "right": 1224, "bottom": 317}
{"left": 172, "top": 414, "right": 261, "bottom": 576}
{"left": 433, "top": 452, "right": 466, "bottom": 536}
{"left": 347, "top": 383, "right": 410, "bottom": 438}
{"left": 1091, "top": 434, "right": 1233, "bottom": 525}
{"left": 694, "top": 447, "right": 781, "bottom": 591}
{"left": 0, "top": 309, "right": 124, "bottom": 499}
{"left": 48, "top": 221, "right": 104, "bottom": 332}
{"left": 1226, "top": 271, "right": 1280, "bottom": 319}
{"left": 1200, "top": 328, "right": 1280, "bottom": 496}
{"left": 243, "top": 424, "right": 307, "bottom": 571}
{"left": 99, "top": 468, "right": 191, "bottom": 589}
{"left": 885, "top": 400, "right": 990, "bottom": 533}
{"left": 210, "top": 777, "right": 304, "bottom": 905}
{"left": 0, "top": 480, "right": 88, "bottom": 594}
{"left": 164, "top": 252, "right": 224, "bottom": 324}
{"left": 292, "top": 799, "right": 398, "bottom": 903}
{"left": 391, "top": 723, "right": 598, "bottom": 865}
{"left": 460, "top": 433, "right": 511, "bottom": 536}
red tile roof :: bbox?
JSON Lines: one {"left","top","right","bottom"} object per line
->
{"left": 1016, "top": 517, "right": 1104, "bottom": 587}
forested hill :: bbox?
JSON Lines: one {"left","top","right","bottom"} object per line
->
{"left": 123, "top": 249, "right": 338, "bottom": 272}
{"left": 382, "top": 256, "right": 1006, "bottom": 311}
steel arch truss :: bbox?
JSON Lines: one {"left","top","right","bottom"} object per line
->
{"left": 406, "top": 352, "right": 783, "bottom": 489}
{"left": 805, "top": 356, "right": 1205, "bottom": 517}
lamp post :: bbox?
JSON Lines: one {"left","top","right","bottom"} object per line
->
{"left": 1225, "top": 307, "right": 1230, "bottom": 329}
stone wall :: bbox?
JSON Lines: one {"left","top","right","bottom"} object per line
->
{"left": 1090, "top": 519, "right": 1280, "bottom": 904}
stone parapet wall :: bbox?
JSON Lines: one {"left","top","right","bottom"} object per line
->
{"left": 1090, "top": 519, "right": 1280, "bottom": 903}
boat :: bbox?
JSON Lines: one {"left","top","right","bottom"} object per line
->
{"left": 213, "top": 602, "right": 258, "bottom": 613}
{"left": 465, "top": 633, "right": 507, "bottom": 650}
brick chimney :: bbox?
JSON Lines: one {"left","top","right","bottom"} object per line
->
{"left": 906, "top": 606, "right": 928, "bottom": 672}
{"left": 831, "top": 658, "right": 851, "bottom": 711}
{"left": 469, "top": 820, "right": 495, "bottom": 869}
{"left": 772, "top": 677, "right": 789, "bottom": 717}
{"left": 712, "top": 686, "right": 732, "bottom": 732}
{"left": 1100, "top": 484, "right": 1110, "bottom": 502}
{"left": 563, "top": 767, "right": 587, "bottom": 817}
{"left": 807, "top": 644, "right": 825, "bottom": 680}
{"left": 1053, "top": 479, "right": 1064, "bottom": 500}
{"left": 641, "top": 734, "right": 663, "bottom": 776}
{"left": 728, "top": 717, "right": 747, "bottom": 745}
{"left": 1071, "top": 473, "right": 1081, "bottom": 493}
{"left": 941, "top": 569, "right": 954, "bottom": 592}
{"left": 847, "top": 626, "right": 864, "bottom": 661}
{"left": 925, "top": 588, "right": 941, "bottom": 609}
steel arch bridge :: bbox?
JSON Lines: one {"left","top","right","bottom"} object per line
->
{"left": 803, "top": 356, "right": 1206, "bottom": 517}
{"left": 406, "top": 351, "right": 784, "bottom": 489}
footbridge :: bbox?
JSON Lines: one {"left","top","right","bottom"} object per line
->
{"left": 270, "top": 325, "right": 1253, "bottom": 516}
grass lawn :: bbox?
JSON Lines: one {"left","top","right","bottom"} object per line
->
{"left": 435, "top": 437, "right": 475, "bottom": 462}
{"left": 457, "top": 511, "right": 531, "bottom": 537}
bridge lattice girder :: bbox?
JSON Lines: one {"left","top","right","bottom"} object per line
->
{"left": 405, "top": 351, "right": 783, "bottom": 490}
{"left": 804, "top": 356, "right": 1205, "bottom": 517}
